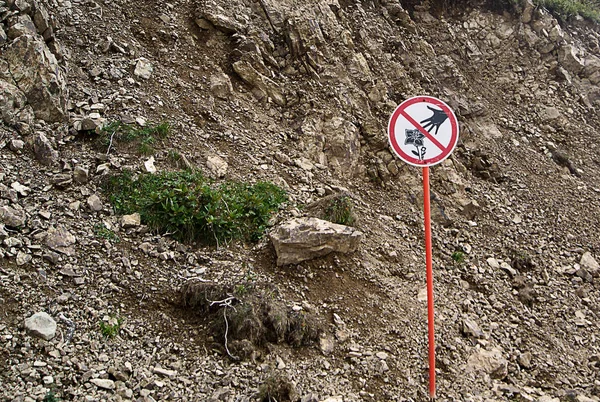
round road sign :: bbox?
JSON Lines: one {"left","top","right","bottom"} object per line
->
{"left": 388, "top": 96, "right": 459, "bottom": 167}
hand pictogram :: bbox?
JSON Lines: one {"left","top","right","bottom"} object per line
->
{"left": 420, "top": 106, "right": 448, "bottom": 135}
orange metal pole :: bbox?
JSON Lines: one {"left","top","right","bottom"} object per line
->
{"left": 423, "top": 166, "right": 436, "bottom": 400}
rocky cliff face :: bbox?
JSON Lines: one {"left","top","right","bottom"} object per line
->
{"left": 1, "top": 0, "right": 600, "bottom": 400}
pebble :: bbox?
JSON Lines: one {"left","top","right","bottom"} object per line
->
{"left": 90, "top": 378, "right": 115, "bottom": 390}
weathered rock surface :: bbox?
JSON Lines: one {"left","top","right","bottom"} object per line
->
{"left": 24, "top": 312, "right": 57, "bottom": 340}
{"left": 270, "top": 217, "right": 362, "bottom": 266}
{"left": 33, "top": 131, "right": 58, "bottom": 165}
{"left": 0, "top": 205, "right": 26, "bottom": 227}
{"left": 45, "top": 226, "right": 76, "bottom": 254}
{"left": 4, "top": 34, "right": 67, "bottom": 122}
{"left": 465, "top": 348, "right": 508, "bottom": 379}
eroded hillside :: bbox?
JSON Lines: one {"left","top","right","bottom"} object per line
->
{"left": 1, "top": 0, "right": 600, "bottom": 400}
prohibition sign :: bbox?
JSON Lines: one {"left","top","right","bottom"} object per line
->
{"left": 388, "top": 96, "right": 459, "bottom": 167}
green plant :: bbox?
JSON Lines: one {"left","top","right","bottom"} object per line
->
{"left": 101, "top": 121, "right": 170, "bottom": 155}
{"left": 451, "top": 251, "right": 466, "bottom": 264}
{"left": 535, "top": 0, "right": 600, "bottom": 21}
{"left": 43, "top": 391, "right": 60, "bottom": 402}
{"left": 93, "top": 223, "right": 120, "bottom": 242}
{"left": 99, "top": 316, "right": 124, "bottom": 338}
{"left": 324, "top": 196, "right": 355, "bottom": 226}
{"left": 103, "top": 170, "right": 287, "bottom": 244}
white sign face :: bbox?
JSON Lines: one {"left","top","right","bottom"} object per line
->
{"left": 388, "top": 96, "right": 459, "bottom": 167}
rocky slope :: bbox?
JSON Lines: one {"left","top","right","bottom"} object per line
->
{"left": 1, "top": 0, "right": 600, "bottom": 401}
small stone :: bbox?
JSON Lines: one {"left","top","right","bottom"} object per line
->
{"left": 462, "top": 318, "right": 484, "bottom": 338}
{"left": 42, "top": 375, "right": 54, "bottom": 385}
{"left": 376, "top": 351, "right": 389, "bottom": 360}
{"left": 33, "top": 132, "right": 58, "bottom": 166}
{"left": 24, "top": 312, "right": 57, "bottom": 341}
{"left": 16, "top": 251, "right": 31, "bottom": 266}
{"left": 87, "top": 194, "right": 103, "bottom": 211}
{"left": 0, "top": 205, "right": 26, "bottom": 227}
{"left": 73, "top": 166, "right": 89, "bottom": 184}
{"left": 206, "top": 154, "right": 228, "bottom": 178}
{"left": 90, "top": 378, "right": 115, "bottom": 390}
{"left": 319, "top": 334, "right": 335, "bottom": 355}
{"left": 121, "top": 213, "right": 141, "bottom": 228}
{"left": 9, "top": 139, "right": 25, "bottom": 152}
{"left": 486, "top": 257, "right": 500, "bottom": 269}
{"left": 511, "top": 215, "right": 522, "bottom": 224}
{"left": 465, "top": 347, "right": 508, "bottom": 379}
{"left": 11, "top": 182, "right": 30, "bottom": 197}
{"left": 134, "top": 58, "right": 153, "bottom": 79}
{"left": 153, "top": 367, "right": 177, "bottom": 378}
{"left": 580, "top": 252, "right": 599, "bottom": 275}
{"left": 46, "top": 226, "right": 76, "bottom": 255}
{"left": 519, "top": 352, "right": 532, "bottom": 368}
{"left": 210, "top": 73, "right": 233, "bottom": 99}
{"left": 144, "top": 156, "right": 157, "bottom": 173}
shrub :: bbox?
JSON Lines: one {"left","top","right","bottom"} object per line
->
{"left": 101, "top": 121, "right": 170, "bottom": 155}
{"left": 324, "top": 196, "right": 356, "bottom": 226}
{"left": 104, "top": 170, "right": 287, "bottom": 244}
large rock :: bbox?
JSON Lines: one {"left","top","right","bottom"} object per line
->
{"left": 465, "top": 347, "right": 508, "bottom": 379}
{"left": 4, "top": 34, "right": 67, "bottom": 122}
{"left": 45, "top": 226, "right": 76, "bottom": 255}
{"left": 302, "top": 115, "right": 361, "bottom": 178}
{"left": 269, "top": 217, "right": 363, "bottom": 266}
{"left": 0, "top": 205, "right": 26, "bottom": 227}
{"left": 558, "top": 45, "right": 584, "bottom": 75}
{"left": 0, "top": 79, "right": 34, "bottom": 130}
{"left": 233, "top": 60, "right": 285, "bottom": 106}
{"left": 24, "top": 312, "right": 57, "bottom": 340}
{"left": 33, "top": 131, "right": 58, "bottom": 165}
{"left": 580, "top": 252, "right": 599, "bottom": 275}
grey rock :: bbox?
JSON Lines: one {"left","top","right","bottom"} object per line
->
{"left": 134, "top": 58, "right": 153, "bottom": 79}
{"left": 206, "top": 154, "right": 228, "bottom": 178}
{"left": 558, "top": 45, "right": 584, "bottom": 75}
{"left": 33, "top": 132, "right": 58, "bottom": 165}
{"left": 87, "top": 194, "right": 103, "bottom": 212}
{"left": 210, "top": 73, "right": 233, "bottom": 99}
{"left": 521, "top": 0, "right": 534, "bottom": 23}
{"left": 301, "top": 394, "right": 319, "bottom": 402}
{"left": 16, "top": 250, "right": 31, "bottom": 265}
{"left": 32, "top": 4, "right": 51, "bottom": 36}
{"left": 153, "top": 367, "right": 177, "bottom": 378}
{"left": 121, "top": 213, "right": 141, "bottom": 228}
{"left": 465, "top": 347, "right": 508, "bottom": 379}
{"left": 580, "top": 252, "right": 599, "bottom": 275}
{"left": 90, "top": 378, "right": 115, "bottom": 390}
{"left": 233, "top": 60, "right": 285, "bottom": 106}
{"left": 73, "top": 166, "right": 89, "bottom": 184}
{"left": 4, "top": 35, "right": 67, "bottom": 122}
{"left": 0, "top": 205, "right": 26, "bottom": 227}
{"left": 462, "top": 318, "right": 485, "bottom": 338}
{"left": 50, "top": 173, "right": 72, "bottom": 189}
{"left": 0, "top": 79, "right": 34, "bottom": 130}
{"left": 269, "top": 217, "right": 363, "bottom": 266}
{"left": 519, "top": 351, "right": 532, "bottom": 368}
{"left": 8, "top": 139, "right": 25, "bottom": 151}
{"left": 7, "top": 14, "right": 37, "bottom": 39}
{"left": 45, "top": 226, "right": 76, "bottom": 255}
{"left": 319, "top": 334, "right": 334, "bottom": 355}
{"left": 24, "top": 312, "right": 56, "bottom": 340}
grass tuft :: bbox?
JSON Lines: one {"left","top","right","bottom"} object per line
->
{"left": 324, "top": 195, "right": 356, "bottom": 226}
{"left": 100, "top": 121, "right": 170, "bottom": 155}
{"left": 103, "top": 170, "right": 286, "bottom": 244}
{"left": 99, "top": 316, "right": 123, "bottom": 338}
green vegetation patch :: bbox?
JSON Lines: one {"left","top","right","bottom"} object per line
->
{"left": 535, "top": 0, "right": 600, "bottom": 21}
{"left": 324, "top": 195, "right": 356, "bottom": 226}
{"left": 99, "top": 316, "right": 123, "bottom": 338}
{"left": 101, "top": 121, "right": 170, "bottom": 155}
{"left": 104, "top": 170, "right": 286, "bottom": 244}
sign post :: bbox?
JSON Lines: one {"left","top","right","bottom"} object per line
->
{"left": 387, "top": 96, "right": 459, "bottom": 400}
